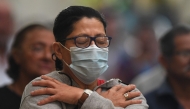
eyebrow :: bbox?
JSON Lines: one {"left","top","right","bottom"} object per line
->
{"left": 30, "top": 42, "right": 53, "bottom": 50}
{"left": 31, "top": 42, "right": 47, "bottom": 47}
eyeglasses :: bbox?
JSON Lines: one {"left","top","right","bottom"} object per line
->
{"left": 60, "top": 35, "right": 112, "bottom": 48}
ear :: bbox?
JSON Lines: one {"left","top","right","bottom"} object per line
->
{"left": 158, "top": 54, "right": 169, "bottom": 69}
{"left": 53, "top": 42, "right": 64, "bottom": 60}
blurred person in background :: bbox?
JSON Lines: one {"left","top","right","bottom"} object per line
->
{"left": 125, "top": 17, "right": 172, "bottom": 95}
{"left": 113, "top": 22, "right": 159, "bottom": 84}
{"left": 145, "top": 25, "right": 190, "bottom": 109}
{"left": 131, "top": 63, "right": 166, "bottom": 95}
{"left": 0, "top": 24, "right": 55, "bottom": 109}
{"left": 0, "top": 0, "right": 14, "bottom": 86}
{"left": 20, "top": 6, "right": 148, "bottom": 109}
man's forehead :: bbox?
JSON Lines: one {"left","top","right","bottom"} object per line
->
{"left": 174, "top": 34, "right": 190, "bottom": 41}
{"left": 174, "top": 34, "right": 190, "bottom": 49}
{"left": 23, "top": 30, "right": 54, "bottom": 44}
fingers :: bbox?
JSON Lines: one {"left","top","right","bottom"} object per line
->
{"left": 110, "top": 85, "right": 123, "bottom": 92}
{"left": 125, "top": 99, "right": 142, "bottom": 106}
{"left": 30, "top": 88, "right": 56, "bottom": 96}
{"left": 37, "top": 95, "right": 57, "bottom": 105}
{"left": 119, "top": 84, "right": 136, "bottom": 93}
{"left": 32, "top": 79, "right": 57, "bottom": 88}
{"left": 41, "top": 75, "right": 60, "bottom": 84}
{"left": 124, "top": 91, "right": 141, "bottom": 100}
{"left": 96, "top": 88, "right": 102, "bottom": 94}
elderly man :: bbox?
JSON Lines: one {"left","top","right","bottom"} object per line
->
{"left": 145, "top": 25, "right": 190, "bottom": 109}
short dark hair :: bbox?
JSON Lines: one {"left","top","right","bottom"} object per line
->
{"left": 53, "top": 6, "right": 107, "bottom": 70}
{"left": 6, "top": 24, "right": 49, "bottom": 81}
{"left": 159, "top": 25, "right": 190, "bottom": 57}
{"left": 53, "top": 6, "right": 107, "bottom": 43}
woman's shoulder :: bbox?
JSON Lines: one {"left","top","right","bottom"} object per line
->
{"left": 22, "top": 71, "right": 71, "bottom": 97}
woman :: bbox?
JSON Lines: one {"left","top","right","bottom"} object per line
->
{"left": 20, "top": 6, "right": 148, "bottom": 109}
{"left": 0, "top": 24, "right": 55, "bottom": 109}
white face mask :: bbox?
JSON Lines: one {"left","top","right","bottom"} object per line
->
{"left": 60, "top": 44, "right": 109, "bottom": 84}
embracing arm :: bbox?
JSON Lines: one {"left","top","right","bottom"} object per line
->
{"left": 30, "top": 75, "right": 148, "bottom": 109}
{"left": 80, "top": 84, "right": 148, "bottom": 109}
{"left": 20, "top": 79, "right": 63, "bottom": 109}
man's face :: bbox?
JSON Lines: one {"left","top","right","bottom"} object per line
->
{"left": 17, "top": 29, "right": 55, "bottom": 79}
{"left": 166, "top": 34, "right": 190, "bottom": 81}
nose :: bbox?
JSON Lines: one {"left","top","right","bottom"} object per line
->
{"left": 43, "top": 48, "right": 53, "bottom": 61}
{"left": 90, "top": 40, "right": 95, "bottom": 46}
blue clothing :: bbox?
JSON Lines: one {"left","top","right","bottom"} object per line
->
{"left": 145, "top": 79, "right": 184, "bottom": 109}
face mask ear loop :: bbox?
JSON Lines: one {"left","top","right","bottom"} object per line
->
{"left": 59, "top": 42, "right": 71, "bottom": 68}
{"left": 59, "top": 42, "right": 71, "bottom": 51}
{"left": 62, "top": 58, "right": 76, "bottom": 76}
{"left": 62, "top": 59, "right": 70, "bottom": 67}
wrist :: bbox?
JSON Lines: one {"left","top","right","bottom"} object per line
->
{"left": 78, "top": 89, "right": 93, "bottom": 108}
{"left": 74, "top": 88, "right": 84, "bottom": 104}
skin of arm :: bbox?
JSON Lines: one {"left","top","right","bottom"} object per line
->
{"left": 31, "top": 76, "right": 142, "bottom": 106}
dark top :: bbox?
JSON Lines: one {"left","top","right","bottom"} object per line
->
{"left": 145, "top": 79, "right": 184, "bottom": 109}
{"left": 0, "top": 86, "right": 21, "bottom": 109}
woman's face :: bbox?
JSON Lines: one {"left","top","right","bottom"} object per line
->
{"left": 15, "top": 29, "right": 55, "bottom": 79}
{"left": 59, "top": 17, "right": 106, "bottom": 65}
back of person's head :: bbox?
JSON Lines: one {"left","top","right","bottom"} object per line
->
{"left": 159, "top": 25, "right": 190, "bottom": 58}
{"left": 53, "top": 6, "right": 107, "bottom": 44}
{"left": 7, "top": 24, "right": 50, "bottom": 81}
